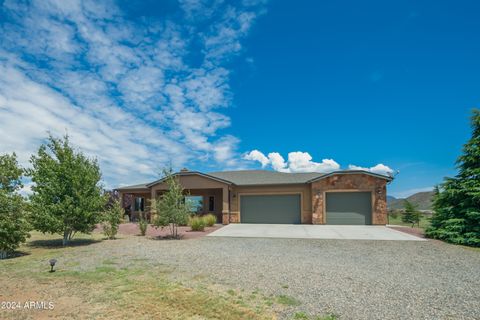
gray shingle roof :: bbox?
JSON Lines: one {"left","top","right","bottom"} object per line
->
{"left": 207, "top": 170, "right": 324, "bottom": 186}
{"left": 115, "top": 169, "right": 393, "bottom": 190}
{"left": 115, "top": 183, "right": 149, "bottom": 191}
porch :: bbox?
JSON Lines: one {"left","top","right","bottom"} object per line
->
{"left": 119, "top": 187, "right": 230, "bottom": 224}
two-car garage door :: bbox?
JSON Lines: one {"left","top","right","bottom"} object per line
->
{"left": 240, "top": 194, "right": 301, "bottom": 224}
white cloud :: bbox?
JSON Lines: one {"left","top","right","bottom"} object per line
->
{"left": 244, "top": 150, "right": 393, "bottom": 175}
{"left": 348, "top": 163, "right": 394, "bottom": 176}
{"left": 244, "top": 150, "right": 269, "bottom": 167}
{"left": 0, "top": 0, "right": 266, "bottom": 188}
{"left": 244, "top": 150, "right": 341, "bottom": 173}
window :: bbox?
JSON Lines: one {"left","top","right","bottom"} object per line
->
{"left": 134, "top": 197, "right": 145, "bottom": 212}
{"left": 208, "top": 196, "right": 215, "bottom": 212}
{"left": 185, "top": 196, "right": 203, "bottom": 213}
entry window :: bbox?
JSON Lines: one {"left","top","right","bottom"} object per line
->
{"left": 185, "top": 196, "right": 203, "bottom": 213}
{"left": 208, "top": 196, "right": 215, "bottom": 212}
{"left": 134, "top": 197, "right": 145, "bottom": 212}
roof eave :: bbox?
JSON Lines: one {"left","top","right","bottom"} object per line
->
{"left": 146, "top": 171, "right": 233, "bottom": 187}
{"left": 307, "top": 170, "right": 394, "bottom": 183}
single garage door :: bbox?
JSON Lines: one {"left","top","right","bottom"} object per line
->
{"left": 326, "top": 192, "right": 372, "bottom": 225}
{"left": 240, "top": 194, "right": 301, "bottom": 224}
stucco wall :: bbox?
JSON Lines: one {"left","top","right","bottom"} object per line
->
{"left": 310, "top": 174, "right": 388, "bottom": 225}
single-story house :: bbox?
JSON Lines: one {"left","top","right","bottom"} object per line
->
{"left": 116, "top": 169, "right": 393, "bottom": 225}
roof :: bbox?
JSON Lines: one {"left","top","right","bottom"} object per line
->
{"left": 306, "top": 170, "right": 393, "bottom": 183}
{"left": 207, "top": 170, "right": 324, "bottom": 186}
{"left": 115, "top": 169, "right": 393, "bottom": 190}
{"left": 115, "top": 183, "right": 149, "bottom": 191}
{"left": 145, "top": 171, "right": 233, "bottom": 187}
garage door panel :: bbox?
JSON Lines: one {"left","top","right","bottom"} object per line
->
{"left": 326, "top": 192, "right": 372, "bottom": 225}
{"left": 240, "top": 194, "right": 301, "bottom": 224}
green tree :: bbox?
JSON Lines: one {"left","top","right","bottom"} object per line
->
{"left": 401, "top": 200, "right": 421, "bottom": 227}
{"left": 0, "top": 153, "right": 31, "bottom": 258}
{"left": 102, "top": 198, "right": 123, "bottom": 239}
{"left": 426, "top": 109, "right": 480, "bottom": 246}
{"left": 152, "top": 169, "right": 192, "bottom": 239}
{"left": 28, "top": 135, "right": 106, "bottom": 246}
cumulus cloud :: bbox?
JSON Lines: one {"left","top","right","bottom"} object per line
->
{"left": 0, "top": 0, "right": 266, "bottom": 188}
{"left": 244, "top": 150, "right": 269, "bottom": 167}
{"left": 348, "top": 164, "right": 394, "bottom": 176}
{"left": 244, "top": 150, "right": 393, "bottom": 175}
{"left": 244, "top": 150, "right": 341, "bottom": 173}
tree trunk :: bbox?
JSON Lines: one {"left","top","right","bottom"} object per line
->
{"left": 63, "top": 229, "right": 71, "bottom": 246}
{"left": 0, "top": 250, "right": 7, "bottom": 259}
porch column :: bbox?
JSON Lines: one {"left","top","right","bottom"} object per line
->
{"left": 222, "top": 186, "right": 230, "bottom": 225}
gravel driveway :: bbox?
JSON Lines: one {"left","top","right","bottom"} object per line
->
{"left": 68, "top": 234, "right": 480, "bottom": 320}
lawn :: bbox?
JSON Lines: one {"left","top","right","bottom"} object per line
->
{"left": 0, "top": 231, "right": 336, "bottom": 320}
{"left": 387, "top": 213, "right": 431, "bottom": 229}
{"left": 0, "top": 232, "right": 276, "bottom": 320}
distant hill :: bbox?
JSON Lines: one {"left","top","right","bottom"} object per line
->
{"left": 388, "top": 191, "right": 434, "bottom": 211}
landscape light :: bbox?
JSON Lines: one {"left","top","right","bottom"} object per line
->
{"left": 49, "top": 259, "right": 57, "bottom": 272}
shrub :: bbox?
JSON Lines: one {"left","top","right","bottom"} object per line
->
{"left": 189, "top": 216, "right": 205, "bottom": 231}
{"left": 138, "top": 217, "right": 148, "bottom": 236}
{"left": 102, "top": 199, "right": 123, "bottom": 239}
{"left": 203, "top": 214, "right": 216, "bottom": 227}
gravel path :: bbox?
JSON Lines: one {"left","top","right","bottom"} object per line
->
{"left": 60, "top": 234, "right": 480, "bottom": 320}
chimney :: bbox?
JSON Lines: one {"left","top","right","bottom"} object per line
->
{"left": 180, "top": 168, "right": 189, "bottom": 172}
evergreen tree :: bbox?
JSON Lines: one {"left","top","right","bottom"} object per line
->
{"left": 401, "top": 200, "right": 421, "bottom": 227}
{"left": 426, "top": 109, "right": 480, "bottom": 246}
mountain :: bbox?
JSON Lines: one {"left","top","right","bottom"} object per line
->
{"left": 387, "top": 191, "right": 435, "bottom": 211}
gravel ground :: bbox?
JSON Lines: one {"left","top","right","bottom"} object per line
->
{"left": 57, "top": 234, "right": 480, "bottom": 320}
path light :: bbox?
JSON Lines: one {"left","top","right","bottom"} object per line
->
{"left": 49, "top": 259, "right": 57, "bottom": 272}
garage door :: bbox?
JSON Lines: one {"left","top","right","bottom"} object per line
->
{"left": 240, "top": 194, "right": 301, "bottom": 224}
{"left": 326, "top": 192, "right": 372, "bottom": 225}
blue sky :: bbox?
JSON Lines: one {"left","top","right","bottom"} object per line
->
{"left": 0, "top": 0, "right": 478, "bottom": 198}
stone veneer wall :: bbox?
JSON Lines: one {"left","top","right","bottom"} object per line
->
{"left": 311, "top": 174, "right": 388, "bottom": 225}
{"left": 222, "top": 212, "right": 239, "bottom": 224}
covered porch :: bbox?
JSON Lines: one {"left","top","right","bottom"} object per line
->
{"left": 118, "top": 186, "right": 230, "bottom": 224}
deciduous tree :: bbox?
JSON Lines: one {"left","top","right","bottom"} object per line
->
{"left": 28, "top": 135, "right": 106, "bottom": 246}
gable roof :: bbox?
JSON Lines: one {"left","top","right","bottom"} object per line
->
{"left": 145, "top": 170, "right": 232, "bottom": 187}
{"left": 207, "top": 170, "right": 324, "bottom": 186}
{"left": 306, "top": 170, "right": 393, "bottom": 183}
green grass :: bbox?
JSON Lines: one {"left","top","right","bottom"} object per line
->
{"left": 292, "top": 312, "right": 339, "bottom": 320}
{"left": 277, "top": 294, "right": 301, "bottom": 306}
{"left": 0, "top": 232, "right": 278, "bottom": 320}
{"left": 388, "top": 214, "right": 431, "bottom": 229}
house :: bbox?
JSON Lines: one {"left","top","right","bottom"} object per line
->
{"left": 116, "top": 169, "right": 393, "bottom": 225}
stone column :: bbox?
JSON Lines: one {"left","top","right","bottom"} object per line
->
{"left": 221, "top": 186, "right": 230, "bottom": 224}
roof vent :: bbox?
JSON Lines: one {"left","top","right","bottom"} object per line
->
{"left": 180, "top": 168, "right": 189, "bottom": 172}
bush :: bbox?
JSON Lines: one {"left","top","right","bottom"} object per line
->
{"left": 138, "top": 217, "right": 148, "bottom": 236}
{"left": 102, "top": 199, "right": 123, "bottom": 240}
{"left": 203, "top": 214, "right": 216, "bottom": 227}
{"left": 189, "top": 216, "right": 205, "bottom": 231}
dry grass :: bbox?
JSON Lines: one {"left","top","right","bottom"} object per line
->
{"left": 0, "top": 232, "right": 277, "bottom": 320}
